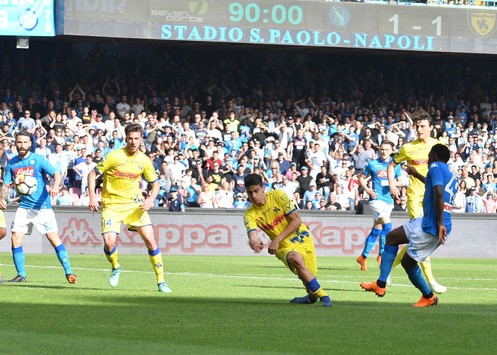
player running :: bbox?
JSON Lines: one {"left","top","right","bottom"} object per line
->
{"left": 88, "top": 123, "right": 171, "bottom": 293}
{"left": 0, "top": 131, "right": 77, "bottom": 284}
{"left": 361, "top": 144, "right": 456, "bottom": 306}
{"left": 356, "top": 141, "right": 401, "bottom": 271}
{"left": 243, "top": 173, "right": 332, "bottom": 307}
{"left": 387, "top": 111, "right": 446, "bottom": 294}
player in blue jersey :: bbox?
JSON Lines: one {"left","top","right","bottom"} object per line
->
{"left": 356, "top": 141, "right": 401, "bottom": 271}
{"left": 360, "top": 144, "right": 456, "bottom": 307}
{"left": 0, "top": 131, "right": 77, "bottom": 284}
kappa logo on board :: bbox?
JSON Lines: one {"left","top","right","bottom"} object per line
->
{"left": 60, "top": 218, "right": 101, "bottom": 246}
{"left": 469, "top": 12, "right": 497, "bottom": 37}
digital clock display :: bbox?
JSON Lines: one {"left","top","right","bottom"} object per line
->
{"left": 228, "top": 2, "right": 303, "bottom": 26}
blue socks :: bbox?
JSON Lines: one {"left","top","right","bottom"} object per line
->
{"left": 378, "top": 244, "right": 398, "bottom": 283}
{"left": 54, "top": 244, "right": 73, "bottom": 275}
{"left": 379, "top": 222, "right": 392, "bottom": 255}
{"left": 306, "top": 278, "right": 321, "bottom": 293}
{"left": 362, "top": 228, "right": 382, "bottom": 258}
{"left": 148, "top": 248, "right": 160, "bottom": 256}
{"left": 12, "top": 246, "right": 26, "bottom": 278}
{"left": 11, "top": 244, "right": 73, "bottom": 278}
{"left": 407, "top": 265, "right": 432, "bottom": 297}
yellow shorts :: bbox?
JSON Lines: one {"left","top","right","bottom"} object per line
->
{"left": 276, "top": 239, "right": 318, "bottom": 276}
{"left": 407, "top": 194, "right": 423, "bottom": 220}
{"left": 101, "top": 203, "right": 152, "bottom": 234}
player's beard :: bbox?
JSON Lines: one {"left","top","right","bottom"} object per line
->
{"left": 18, "top": 148, "right": 30, "bottom": 159}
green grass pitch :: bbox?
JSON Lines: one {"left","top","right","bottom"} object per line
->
{"left": 0, "top": 253, "right": 496, "bottom": 354}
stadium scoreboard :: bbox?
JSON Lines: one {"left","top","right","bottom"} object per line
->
{"left": 0, "top": 0, "right": 55, "bottom": 36}
{"left": 59, "top": 0, "right": 497, "bottom": 54}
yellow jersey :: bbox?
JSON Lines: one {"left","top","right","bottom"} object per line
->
{"left": 393, "top": 137, "right": 438, "bottom": 218}
{"left": 95, "top": 148, "right": 157, "bottom": 206}
{"left": 244, "top": 190, "right": 312, "bottom": 249}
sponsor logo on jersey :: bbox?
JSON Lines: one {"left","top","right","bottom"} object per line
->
{"left": 113, "top": 170, "right": 140, "bottom": 179}
{"left": 14, "top": 166, "right": 34, "bottom": 176}
{"left": 378, "top": 169, "right": 387, "bottom": 178}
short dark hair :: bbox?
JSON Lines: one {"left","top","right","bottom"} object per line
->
{"left": 15, "top": 130, "right": 31, "bottom": 140}
{"left": 412, "top": 109, "right": 433, "bottom": 126}
{"left": 244, "top": 173, "right": 263, "bottom": 188}
{"left": 125, "top": 123, "right": 143, "bottom": 137}
{"left": 380, "top": 140, "right": 394, "bottom": 148}
{"left": 431, "top": 144, "right": 450, "bottom": 163}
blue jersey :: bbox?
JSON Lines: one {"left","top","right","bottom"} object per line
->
{"left": 422, "top": 162, "right": 458, "bottom": 236}
{"left": 4, "top": 152, "right": 57, "bottom": 209}
{"left": 363, "top": 157, "right": 401, "bottom": 204}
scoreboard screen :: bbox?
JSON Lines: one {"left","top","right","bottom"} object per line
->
{"left": 59, "top": 1, "right": 497, "bottom": 55}
{"left": 0, "top": 0, "right": 55, "bottom": 37}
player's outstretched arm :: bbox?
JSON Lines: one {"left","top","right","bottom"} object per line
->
{"left": 248, "top": 230, "right": 264, "bottom": 253}
{"left": 50, "top": 172, "right": 62, "bottom": 198}
{"left": 358, "top": 172, "right": 376, "bottom": 200}
{"left": 268, "top": 211, "right": 302, "bottom": 255}
{"left": 87, "top": 169, "right": 99, "bottom": 212}
{"left": 406, "top": 165, "right": 426, "bottom": 184}
{"left": 387, "top": 160, "right": 400, "bottom": 199}
{"left": 434, "top": 185, "right": 446, "bottom": 244}
{"left": 142, "top": 180, "right": 160, "bottom": 211}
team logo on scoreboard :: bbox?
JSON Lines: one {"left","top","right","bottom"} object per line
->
{"left": 18, "top": 8, "right": 38, "bottom": 31}
{"left": 469, "top": 11, "right": 496, "bottom": 37}
{"left": 328, "top": 6, "right": 350, "bottom": 28}
{"left": 188, "top": 1, "right": 208, "bottom": 16}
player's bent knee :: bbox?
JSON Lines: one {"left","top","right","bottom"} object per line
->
{"left": 401, "top": 254, "right": 417, "bottom": 271}
{"left": 104, "top": 242, "right": 116, "bottom": 251}
{"left": 286, "top": 251, "right": 305, "bottom": 269}
{"left": 103, "top": 234, "right": 118, "bottom": 250}
{"left": 385, "top": 233, "right": 396, "bottom": 246}
{"left": 0, "top": 228, "right": 6, "bottom": 240}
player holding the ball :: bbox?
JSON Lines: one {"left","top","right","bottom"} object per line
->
{"left": 0, "top": 131, "right": 77, "bottom": 284}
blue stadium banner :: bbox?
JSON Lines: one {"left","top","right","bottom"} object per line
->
{"left": 0, "top": 0, "right": 55, "bottom": 36}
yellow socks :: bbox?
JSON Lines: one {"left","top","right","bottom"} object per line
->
{"left": 419, "top": 257, "right": 435, "bottom": 284}
{"left": 105, "top": 246, "right": 120, "bottom": 269}
{"left": 392, "top": 244, "right": 408, "bottom": 268}
{"left": 148, "top": 248, "right": 165, "bottom": 284}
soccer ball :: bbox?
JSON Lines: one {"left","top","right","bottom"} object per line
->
{"left": 14, "top": 174, "right": 38, "bottom": 196}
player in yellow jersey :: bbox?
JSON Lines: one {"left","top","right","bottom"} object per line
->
{"left": 243, "top": 173, "right": 332, "bottom": 307}
{"left": 88, "top": 123, "right": 171, "bottom": 293}
{"left": 387, "top": 110, "right": 446, "bottom": 294}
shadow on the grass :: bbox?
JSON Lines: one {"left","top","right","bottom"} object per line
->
{"left": 254, "top": 264, "right": 352, "bottom": 272}
{"left": 241, "top": 283, "right": 346, "bottom": 293}
{"left": 1, "top": 283, "right": 104, "bottom": 291}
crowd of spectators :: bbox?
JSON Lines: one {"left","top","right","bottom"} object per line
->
{"left": 1, "top": 39, "right": 497, "bottom": 213}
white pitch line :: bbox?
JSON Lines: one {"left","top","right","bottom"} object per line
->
{"left": 2, "top": 263, "right": 497, "bottom": 291}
